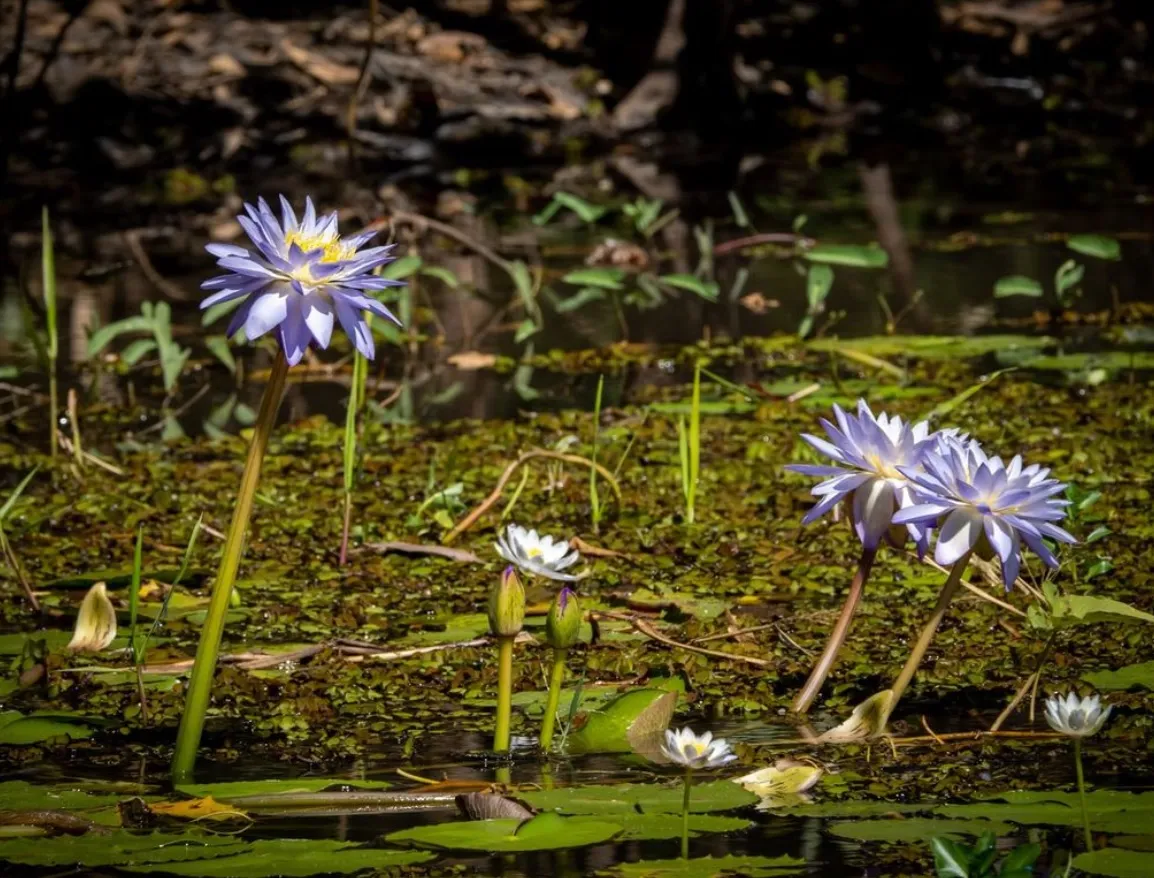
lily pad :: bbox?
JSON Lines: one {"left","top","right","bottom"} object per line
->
{"left": 0, "top": 710, "right": 94, "bottom": 745}
{"left": 1072, "top": 848, "right": 1154, "bottom": 877}
{"left": 1082, "top": 662, "right": 1154, "bottom": 692}
{"left": 0, "top": 780, "right": 143, "bottom": 811}
{"left": 121, "top": 840, "right": 434, "bottom": 876}
{"left": 521, "top": 780, "right": 757, "bottom": 816}
{"left": 611, "top": 854, "right": 804, "bottom": 876}
{"left": 0, "top": 831, "right": 246, "bottom": 868}
{"left": 614, "top": 813, "right": 752, "bottom": 840}
{"left": 176, "top": 778, "right": 393, "bottom": 801}
{"left": 937, "top": 790, "right": 1154, "bottom": 834}
{"left": 386, "top": 812, "right": 620, "bottom": 851}
{"left": 828, "top": 818, "right": 1012, "bottom": 843}
{"left": 807, "top": 335, "right": 1052, "bottom": 361}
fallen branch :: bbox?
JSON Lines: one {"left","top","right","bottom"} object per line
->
{"left": 594, "top": 611, "right": 777, "bottom": 669}
{"left": 713, "top": 233, "right": 815, "bottom": 256}
{"left": 359, "top": 541, "right": 481, "bottom": 563}
{"left": 443, "top": 450, "right": 622, "bottom": 544}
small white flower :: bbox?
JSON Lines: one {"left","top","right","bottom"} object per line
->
{"left": 495, "top": 524, "right": 582, "bottom": 582}
{"left": 1044, "top": 692, "right": 1111, "bottom": 738}
{"left": 660, "top": 727, "right": 738, "bottom": 770}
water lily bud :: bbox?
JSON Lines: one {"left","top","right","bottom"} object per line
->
{"left": 545, "top": 587, "right": 581, "bottom": 650}
{"left": 67, "top": 582, "right": 117, "bottom": 653}
{"left": 488, "top": 565, "right": 525, "bottom": 638}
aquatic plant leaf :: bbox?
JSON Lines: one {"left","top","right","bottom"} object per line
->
{"left": 147, "top": 796, "right": 247, "bottom": 822}
{"left": 1072, "top": 848, "right": 1154, "bottom": 877}
{"left": 801, "top": 244, "right": 888, "bottom": 268}
{"left": 807, "top": 334, "right": 1052, "bottom": 361}
{"left": 732, "top": 760, "right": 823, "bottom": 806}
{"left": 829, "top": 817, "right": 1011, "bottom": 843}
{"left": 520, "top": 780, "right": 756, "bottom": 816}
{"left": 930, "top": 836, "right": 972, "bottom": 877}
{"left": 1067, "top": 234, "right": 1121, "bottom": 261}
{"left": 612, "top": 813, "right": 751, "bottom": 840}
{"left": 379, "top": 254, "right": 422, "bottom": 280}
{"left": 0, "top": 830, "right": 245, "bottom": 867}
{"left": 176, "top": 778, "right": 393, "bottom": 801}
{"left": 556, "top": 287, "right": 608, "bottom": 312}
{"left": 923, "top": 368, "right": 1015, "bottom": 422}
{"left": 419, "top": 265, "right": 460, "bottom": 288}
{"left": 456, "top": 792, "right": 534, "bottom": 820}
{"left": 658, "top": 274, "right": 720, "bottom": 301}
{"left": 40, "top": 567, "right": 209, "bottom": 591}
{"left": 386, "top": 814, "right": 620, "bottom": 851}
{"left": 564, "top": 688, "right": 676, "bottom": 754}
{"left": 562, "top": 268, "right": 625, "bottom": 290}
{"left": 610, "top": 854, "right": 804, "bottom": 876}
{"left": 204, "top": 336, "right": 236, "bottom": 374}
{"left": 67, "top": 582, "right": 117, "bottom": 653}
{"left": 994, "top": 275, "right": 1044, "bottom": 297}
{"left": 937, "top": 790, "right": 1154, "bottom": 833}
{"left": 122, "top": 840, "right": 434, "bottom": 876}
{"left": 1048, "top": 594, "right": 1154, "bottom": 629}
{"left": 1082, "top": 661, "right": 1154, "bottom": 692}
{"left": 805, "top": 263, "right": 834, "bottom": 310}
{"left": 0, "top": 711, "right": 94, "bottom": 745}
{"left": 0, "top": 781, "right": 144, "bottom": 811}
{"left": 0, "top": 631, "right": 74, "bottom": 656}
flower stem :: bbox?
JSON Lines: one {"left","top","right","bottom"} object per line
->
{"left": 171, "top": 352, "right": 289, "bottom": 782}
{"left": 493, "top": 635, "right": 515, "bottom": 752}
{"left": 1074, "top": 737, "right": 1093, "bottom": 852}
{"left": 793, "top": 546, "right": 877, "bottom": 714}
{"left": 881, "top": 549, "right": 973, "bottom": 730}
{"left": 338, "top": 491, "right": 353, "bottom": 566}
{"left": 680, "top": 769, "right": 693, "bottom": 859}
{"left": 539, "top": 648, "right": 568, "bottom": 752}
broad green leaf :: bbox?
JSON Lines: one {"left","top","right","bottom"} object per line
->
{"left": 1082, "top": 662, "right": 1154, "bottom": 692}
{"left": 930, "top": 835, "right": 973, "bottom": 877}
{"left": 805, "top": 263, "right": 834, "bottom": 309}
{"left": 564, "top": 688, "right": 676, "bottom": 754}
{"left": 205, "top": 336, "right": 236, "bottom": 374}
{"left": 177, "top": 778, "right": 394, "bottom": 802}
{"left": 380, "top": 254, "right": 422, "bottom": 280}
{"left": 1072, "top": 848, "right": 1154, "bottom": 878}
{"left": 801, "top": 243, "right": 888, "bottom": 268}
{"left": 1054, "top": 259, "right": 1085, "bottom": 303}
{"left": 0, "top": 710, "right": 94, "bottom": 745}
{"left": 829, "top": 818, "right": 1009, "bottom": 843}
{"left": 551, "top": 192, "right": 609, "bottom": 224}
{"left": 1000, "top": 842, "right": 1042, "bottom": 872}
{"left": 386, "top": 813, "right": 620, "bottom": 852}
{"left": 611, "top": 813, "right": 751, "bottom": 840}
{"left": 938, "top": 790, "right": 1154, "bottom": 834}
{"left": 201, "top": 297, "right": 243, "bottom": 327}
{"left": 923, "top": 368, "right": 1016, "bottom": 422}
{"left": 994, "top": 275, "right": 1044, "bottom": 297}
{"left": 0, "top": 831, "right": 244, "bottom": 868}
{"left": 0, "top": 780, "right": 147, "bottom": 811}
{"left": 123, "top": 840, "right": 432, "bottom": 876}
{"left": 86, "top": 316, "right": 154, "bottom": 358}
{"left": 1048, "top": 594, "right": 1154, "bottom": 629}
{"left": 419, "top": 265, "right": 460, "bottom": 287}
{"left": 521, "top": 780, "right": 757, "bottom": 816}
{"left": 555, "top": 287, "right": 607, "bottom": 313}
{"left": 514, "top": 319, "right": 539, "bottom": 344}
{"left": 658, "top": 273, "right": 719, "bottom": 301}
{"left": 1067, "top": 234, "right": 1121, "bottom": 261}
{"left": 612, "top": 854, "right": 804, "bottom": 877}
{"left": 562, "top": 268, "right": 625, "bottom": 290}
{"left": 120, "top": 338, "right": 157, "bottom": 366}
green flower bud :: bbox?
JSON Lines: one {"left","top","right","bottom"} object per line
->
{"left": 488, "top": 565, "right": 525, "bottom": 637}
{"left": 545, "top": 587, "right": 581, "bottom": 650}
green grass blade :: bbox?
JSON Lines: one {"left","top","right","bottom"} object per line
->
{"left": 590, "top": 375, "right": 604, "bottom": 530}
{"left": 129, "top": 526, "right": 144, "bottom": 664}
{"left": 42, "top": 208, "right": 57, "bottom": 360}
{"left": 0, "top": 467, "right": 39, "bottom": 524}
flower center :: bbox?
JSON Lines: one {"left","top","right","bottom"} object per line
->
{"left": 527, "top": 547, "right": 543, "bottom": 558}
{"left": 866, "top": 453, "right": 903, "bottom": 480}
{"left": 285, "top": 230, "right": 353, "bottom": 263}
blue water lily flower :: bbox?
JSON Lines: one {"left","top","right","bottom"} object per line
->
{"left": 892, "top": 435, "right": 1076, "bottom": 588}
{"left": 201, "top": 196, "right": 402, "bottom": 365}
{"left": 786, "top": 400, "right": 938, "bottom": 552}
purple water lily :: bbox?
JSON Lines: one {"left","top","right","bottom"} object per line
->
{"left": 892, "top": 435, "right": 1076, "bottom": 588}
{"left": 786, "top": 400, "right": 937, "bottom": 552}
{"left": 201, "top": 196, "right": 402, "bottom": 366}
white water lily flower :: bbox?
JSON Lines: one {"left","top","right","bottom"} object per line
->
{"left": 660, "top": 727, "right": 738, "bottom": 770}
{"left": 1044, "top": 692, "right": 1112, "bottom": 738}
{"left": 495, "top": 524, "right": 582, "bottom": 582}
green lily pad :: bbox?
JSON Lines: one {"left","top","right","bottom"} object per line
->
{"left": 122, "top": 840, "right": 434, "bottom": 876}
{"left": 611, "top": 854, "right": 805, "bottom": 876}
{"left": 521, "top": 780, "right": 757, "bottom": 816}
{"left": 0, "top": 831, "right": 246, "bottom": 868}
{"left": 386, "top": 812, "right": 620, "bottom": 852}
{"left": 614, "top": 813, "right": 751, "bottom": 840}
{"left": 1072, "top": 848, "right": 1154, "bottom": 877}
{"left": 0, "top": 710, "right": 94, "bottom": 745}
{"left": 0, "top": 630, "right": 75, "bottom": 655}
{"left": 1082, "top": 662, "right": 1154, "bottom": 692}
{"left": 176, "top": 778, "right": 393, "bottom": 801}
{"left": 807, "top": 334, "right": 1052, "bottom": 361}
{"left": 938, "top": 790, "right": 1154, "bottom": 834}
{"left": 1067, "top": 234, "right": 1121, "bottom": 261}
{"left": 0, "top": 780, "right": 144, "bottom": 811}
{"left": 828, "top": 818, "right": 1012, "bottom": 843}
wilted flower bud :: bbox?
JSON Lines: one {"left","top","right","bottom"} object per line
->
{"left": 488, "top": 565, "right": 525, "bottom": 638}
{"left": 545, "top": 587, "right": 581, "bottom": 650}
{"left": 67, "top": 582, "right": 117, "bottom": 653}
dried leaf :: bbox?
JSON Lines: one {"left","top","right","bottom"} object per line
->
{"left": 280, "top": 39, "right": 358, "bottom": 86}
{"left": 810, "top": 690, "right": 893, "bottom": 744}
{"left": 147, "top": 796, "right": 249, "bottom": 822}
{"left": 67, "top": 583, "right": 117, "bottom": 653}
{"left": 733, "top": 759, "right": 823, "bottom": 809}
{"left": 447, "top": 352, "right": 498, "bottom": 371}
{"left": 455, "top": 793, "right": 534, "bottom": 821}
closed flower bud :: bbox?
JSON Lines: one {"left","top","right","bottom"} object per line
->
{"left": 488, "top": 566, "right": 525, "bottom": 637}
{"left": 545, "top": 587, "right": 581, "bottom": 650}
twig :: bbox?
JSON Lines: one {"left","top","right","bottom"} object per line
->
{"left": 123, "top": 231, "right": 189, "bottom": 302}
{"left": 594, "top": 611, "right": 777, "bottom": 669}
{"left": 391, "top": 211, "right": 514, "bottom": 275}
{"left": 920, "top": 715, "right": 945, "bottom": 745}
{"left": 909, "top": 549, "right": 1028, "bottom": 618}
{"left": 136, "top": 382, "right": 211, "bottom": 436}
{"left": 0, "top": 526, "right": 39, "bottom": 612}
{"left": 56, "top": 434, "right": 124, "bottom": 475}
{"left": 350, "top": 631, "right": 535, "bottom": 663}
{"left": 358, "top": 541, "right": 481, "bottom": 563}
{"left": 713, "top": 233, "right": 814, "bottom": 256}
{"left": 443, "top": 450, "right": 622, "bottom": 543}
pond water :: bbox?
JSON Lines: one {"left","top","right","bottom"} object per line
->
{"left": 1, "top": 151, "right": 1153, "bottom": 877}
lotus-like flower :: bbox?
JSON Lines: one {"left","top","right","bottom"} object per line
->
{"left": 785, "top": 400, "right": 936, "bottom": 551}
{"left": 201, "top": 196, "right": 402, "bottom": 366}
{"left": 892, "top": 435, "right": 1075, "bottom": 588}
{"left": 660, "top": 727, "right": 738, "bottom": 770}
{"left": 495, "top": 524, "right": 582, "bottom": 582}
{"left": 1045, "top": 692, "right": 1112, "bottom": 738}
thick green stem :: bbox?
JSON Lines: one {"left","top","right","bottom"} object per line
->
{"left": 793, "top": 546, "right": 877, "bottom": 714}
{"left": 493, "top": 635, "right": 515, "bottom": 752}
{"left": 881, "top": 550, "right": 973, "bottom": 729}
{"left": 171, "top": 352, "right": 289, "bottom": 782}
{"left": 1074, "top": 738, "right": 1093, "bottom": 852}
{"left": 680, "top": 769, "right": 693, "bottom": 859}
{"left": 338, "top": 491, "right": 353, "bottom": 566}
{"left": 539, "top": 648, "right": 568, "bottom": 751}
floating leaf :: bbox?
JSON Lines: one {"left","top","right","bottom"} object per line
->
{"left": 994, "top": 275, "right": 1044, "bottom": 298}
{"left": 122, "top": 840, "right": 433, "bottom": 876}
{"left": 1082, "top": 662, "right": 1154, "bottom": 692}
{"left": 147, "top": 796, "right": 248, "bottom": 822}
{"left": 67, "top": 583, "right": 117, "bottom": 653}
{"left": 1072, "top": 848, "right": 1154, "bottom": 878}
{"left": 828, "top": 817, "right": 1011, "bottom": 843}
{"left": 386, "top": 813, "right": 620, "bottom": 852}
{"left": 521, "top": 780, "right": 756, "bottom": 816}
{"left": 456, "top": 792, "right": 534, "bottom": 821}
{"left": 176, "top": 778, "right": 394, "bottom": 802}
{"left": 612, "top": 813, "right": 751, "bottom": 840}
{"left": 565, "top": 688, "right": 676, "bottom": 754}
{"left": 0, "top": 780, "right": 143, "bottom": 811}
{"left": 937, "top": 790, "right": 1154, "bottom": 834}
{"left": 0, "top": 831, "right": 245, "bottom": 868}
{"left": 807, "top": 335, "right": 1052, "bottom": 361}
{"left": 1048, "top": 594, "right": 1154, "bottom": 630}
{"left": 733, "top": 760, "right": 823, "bottom": 809}
{"left": 1067, "top": 234, "right": 1121, "bottom": 261}
{"left": 562, "top": 268, "right": 625, "bottom": 290}
{"left": 801, "top": 243, "right": 888, "bottom": 268}
{"left": 0, "top": 711, "right": 95, "bottom": 745}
